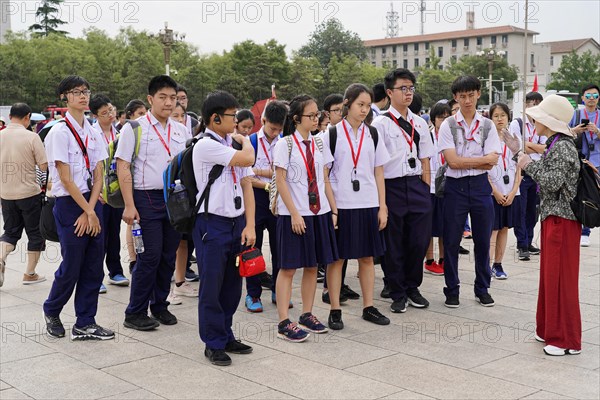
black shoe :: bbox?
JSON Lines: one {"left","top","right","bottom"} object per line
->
{"left": 328, "top": 309, "right": 344, "bottom": 330}
{"left": 124, "top": 313, "right": 160, "bottom": 331}
{"left": 407, "top": 290, "right": 430, "bottom": 308}
{"left": 129, "top": 261, "right": 136, "bottom": 275}
{"left": 317, "top": 265, "right": 325, "bottom": 283}
{"left": 151, "top": 309, "right": 177, "bottom": 325}
{"left": 205, "top": 347, "right": 232, "bottom": 366}
{"left": 362, "top": 306, "right": 390, "bottom": 325}
{"left": 185, "top": 268, "right": 199, "bottom": 282}
{"left": 528, "top": 245, "right": 540, "bottom": 255}
{"left": 445, "top": 295, "right": 460, "bottom": 308}
{"left": 475, "top": 292, "right": 495, "bottom": 307}
{"left": 44, "top": 314, "right": 65, "bottom": 338}
{"left": 259, "top": 272, "right": 273, "bottom": 289}
{"left": 71, "top": 324, "right": 115, "bottom": 341}
{"left": 390, "top": 297, "right": 407, "bottom": 313}
{"left": 518, "top": 248, "right": 531, "bottom": 261}
{"left": 322, "top": 290, "right": 348, "bottom": 304}
{"left": 380, "top": 283, "right": 391, "bottom": 299}
{"left": 189, "top": 254, "right": 197, "bottom": 264}
{"left": 341, "top": 284, "right": 360, "bottom": 300}
{"left": 224, "top": 340, "right": 253, "bottom": 354}
{"left": 459, "top": 245, "right": 470, "bottom": 255}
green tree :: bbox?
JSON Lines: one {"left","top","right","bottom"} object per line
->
{"left": 548, "top": 50, "right": 600, "bottom": 93}
{"left": 415, "top": 68, "right": 455, "bottom": 108}
{"left": 281, "top": 53, "right": 324, "bottom": 100}
{"left": 28, "top": 0, "right": 68, "bottom": 38}
{"left": 298, "top": 18, "right": 366, "bottom": 68}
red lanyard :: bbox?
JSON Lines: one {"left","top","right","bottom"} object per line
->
{"left": 341, "top": 120, "right": 366, "bottom": 169}
{"left": 457, "top": 117, "right": 480, "bottom": 141}
{"left": 584, "top": 109, "right": 598, "bottom": 141}
{"left": 147, "top": 114, "right": 171, "bottom": 156}
{"left": 526, "top": 123, "right": 536, "bottom": 143}
{"left": 103, "top": 126, "right": 116, "bottom": 145}
{"left": 259, "top": 137, "right": 272, "bottom": 165}
{"left": 388, "top": 113, "right": 415, "bottom": 151}
{"left": 501, "top": 144, "right": 507, "bottom": 171}
{"left": 64, "top": 118, "right": 90, "bottom": 170}
{"left": 435, "top": 128, "right": 445, "bottom": 165}
{"left": 292, "top": 134, "right": 316, "bottom": 182}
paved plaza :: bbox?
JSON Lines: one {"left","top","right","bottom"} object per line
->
{"left": 1, "top": 227, "right": 599, "bottom": 399}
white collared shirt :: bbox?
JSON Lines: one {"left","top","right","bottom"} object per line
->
{"left": 438, "top": 110, "right": 501, "bottom": 179}
{"left": 92, "top": 121, "right": 118, "bottom": 150}
{"left": 323, "top": 120, "right": 390, "bottom": 209}
{"left": 115, "top": 111, "right": 187, "bottom": 190}
{"left": 489, "top": 142, "right": 520, "bottom": 196}
{"left": 253, "top": 127, "right": 280, "bottom": 183}
{"left": 372, "top": 106, "right": 434, "bottom": 179}
{"left": 192, "top": 129, "right": 254, "bottom": 218}
{"left": 46, "top": 112, "right": 108, "bottom": 197}
{"left": 273, "top": 131, "right": 334, "bottom": 216}
{"left": 509, "top": 118, "right": 547, "bottom": 161}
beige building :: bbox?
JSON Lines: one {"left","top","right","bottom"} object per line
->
{"left": 548, "top": 38, "right": 600, "bottom": 74}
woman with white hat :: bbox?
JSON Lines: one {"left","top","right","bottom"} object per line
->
{"left": 504, "top": 94, "right": 582, "bottom": 356}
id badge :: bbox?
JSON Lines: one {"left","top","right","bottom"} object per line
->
{"left": 408, "top": 157, "right": 416, "bottom": 169}
{"left": 503, "top": 175, "right": 510, "bottom": 185}
{"left": 86, "top": 178, "right": 93, "bottom": 191}
{"left": 234, "top": 196, "right": 242, "bottom": 210}
{"left": 590, "top": 143, "right": 595, "bottom": 152}
{"left": 308, "top": 192, "right": 318, "bottom": 205}
{"left": 352, "top": 179, "right": 360, "bottom": 192}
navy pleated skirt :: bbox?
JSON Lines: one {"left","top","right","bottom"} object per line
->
{"left": 336, "top": 207, "right": 385, "bottom": 260}
{"left": 277, "top": 212, "right": 339, "bottom": 269}
{"left": 492, "top": 196, "right": 522, "bottom": 230}
{"left": 431, "top": 194, "right": 444, "bottom": 238}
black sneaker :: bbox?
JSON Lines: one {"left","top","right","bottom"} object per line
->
{"left": 224, "top": 340, "right": 253, "bottom": 354}
{"left": 189, "top": 254, "right": 197, "bottom": 264}
{"left": 185, "top": 268, "right": 199, "bottom": 282}
{"left": 445, "top": 295, "right": 460, "bottom": 308}
{"left": 518, "top": 248, "right": 531, "bottom": 261}
{"left": 407, "top": 290, "right": 430, "bottom": 308}
{"left": 475, "top": 292, "right": 495, "bottom": 307}
{"left": 124, "top": 313, "right": 160, "bottom": 331}
{"left": 528, "top": 245, "right": 540, "bottom": 255}
{"left": 44, "top": 314, "right": 65, "bottom": 338}
{"left": 151, "top": 309, "right": 177, "bottom": 325}
{"left": 362, "top": 306, "right": 390, "bottom": 325}
{"left": 259, "top": 272, "right": 273, "bottom": 289}
{"left": 390, "top": 297, "right": 407, "bottom": 313}
{"left": 317, "top": 265, "right": 325, "bottom": 283}
{"left": 205, "top": 347, "right": 232, "bottom": 366}
{"left": 380, "top": 283, "right": 391, "bottom": 299}
{"left": 341, "top": 285, "right": 360, "bottom": 300}
{"left": 322, "top": 290, "right": 348, "bottom": 304}
{"left": 459, "top": 245, "right": 470, "bottom": 255}
{"left": 71, "top": 324, "right": 115, "bottom": 341}
{"left": 328, "top": 309, "right": 344, "bottom": 330}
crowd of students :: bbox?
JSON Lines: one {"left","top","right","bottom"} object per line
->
{"left": 1, "top": 69, "right": 598, "bottom": 365}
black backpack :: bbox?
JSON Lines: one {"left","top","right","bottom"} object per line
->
{"left": 163, "top": 133, "right": 242, "bottom": 234}
{"left": 571, "top": 157, "right": 600, "bottom": 228}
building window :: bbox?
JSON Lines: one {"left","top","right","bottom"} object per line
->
{"left": 425, "top": 42, "right": 430, "bottom": 50}
{"left": 414, "top": 43, "right": 419, "bottom": 51}
{"left": 403, "top": 44, "right": 408, "bottom": 52}
{"left": 403, "top": 59, "right": 408, "bottom": 68}
{"left": 393, "top": 60, "right": 397, "bottom": 67}
{"left": 550, "top": 55, "right": 554, "bottom": 66}
{"left": 438, "top": 46, "right": 443, "bottom": 57}
{"left": 451, "top": 39, "right": 457, "bottom": 48}
{"left": 502, "top": 35, "right": 508, "bottom": 44}
{"left": 371, "top": 48, "right": 376, "bottom": 57}
{"left": 477, "top": 37, "right": 483, "bottom": 46}
{"left": 464, "top": 38, "right": 469, "bottom": 47}
{"left": 392, "top": 45, "right": 397, "bottom": 54}
{"left": 414, "top": 58, "right": 419, "bottom": 67}
{"left": 491, "top": 36, "right": 497, "bottom": 45}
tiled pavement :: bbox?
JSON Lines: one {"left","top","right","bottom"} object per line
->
{"left": 1, "top": 229, "right": 598, "bottom": 399}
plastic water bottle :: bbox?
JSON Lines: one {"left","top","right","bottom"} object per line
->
{"left": 132, "top": 220, "right": 144, "bottom": 254}
{"left": 172, "top": 179, "right": 190, "bottom": 212}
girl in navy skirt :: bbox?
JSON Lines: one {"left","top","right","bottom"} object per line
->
{"left": 425, "top": 101, "right": 452, "bottom": 276}
{"left": 273, "top": 95, "right": 339, "bottom": 342}
{"left": 489, "top": 102, "right": 522, "bottom": 280}
{"left": 323, "top": 84, "right": 391, "bottom": 330}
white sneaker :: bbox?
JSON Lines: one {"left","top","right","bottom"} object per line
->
{"left": 580, "top": 235, "right": 590, "bottom": 247}
{"left": 173, "top": 282, "right": 199, "bottom": 297}
{"left": 167, "top": 290, "right": 183, "bottom": 305}
{"left": 543, "top": 344, "right": 581, "bottom": 356}
{"left": 534, "top": 333, "right": 545, "bottom": 343}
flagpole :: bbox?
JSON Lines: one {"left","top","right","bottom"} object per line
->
{"left": 521, "top": 0, "right": 529, "bottom": 152}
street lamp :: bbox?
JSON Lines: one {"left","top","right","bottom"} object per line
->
{"left": 158, "top": 22, "right": 185, "bottom": 76}
{"left": 476, "top": 49, "right": 506, "bottom": 105}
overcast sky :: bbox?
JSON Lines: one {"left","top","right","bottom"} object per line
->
{"left": 4, "top": 1, "right": 600, "bottom": 54}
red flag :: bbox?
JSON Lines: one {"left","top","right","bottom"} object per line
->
{"left": 532, "top": 75, "right": 539, "bottom": 92}
{"left": 251, "top": 84, "right": 277, "bottom": 131}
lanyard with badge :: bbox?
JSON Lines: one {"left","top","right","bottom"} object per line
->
{"left": 526, "top": 123, "right": 536, "bottom": 143}
{"left": 103, "top": 126, "right": 116, "bottom": 145}
{"left": 291, "top": 134, "right": 318, "bottom": 206}
{"left": 230, "top": 143, "right": 242, "bottom": 210}
{"left": 501, "top": 144, "right": 510, "bottom": 184}
{"left": 341, "top": 120, "right": 366, "bottom": 191}
{"left": 434, "top": 128, "right": 445, "bottom": 165}
{"left": 387, "top": 113, "right": 417, "bottom": 168}
{"left": 64, "top": 118, "right": 93, "bottom": 190}
{"left": 259, "top": 137, "right": 273, "bottom": 168}
{"left": 584, "top": 109, "right": 598, "bottom": 151}
{"left": 147, "top": 114, "right": 172, "bottom": 159}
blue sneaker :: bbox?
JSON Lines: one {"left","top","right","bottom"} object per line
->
{"left": 492, "top": 265, "right": 508, "bottom": 280}
{"left": 271, "top": 292, "right": 293, "bottom": 309}
{"left": 298, "top": 312, "right": 328, "bottom": 334}
{"left": 277, "top": 319, "right": 309, "bottom": 343}
{"left": 99, "top": 283, "right": 107, "bottom": 294}
{"left": 245, "top": 295, "right": 263, "bottom": 313}
{"left": 108, "top": 274, "right": 130, "bottom": 286}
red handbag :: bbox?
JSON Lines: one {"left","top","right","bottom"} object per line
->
{"left": 237, "top": 248, "right": 266, "bottom": 277}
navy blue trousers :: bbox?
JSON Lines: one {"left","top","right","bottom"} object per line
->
{"left": 125, "top": 190, "right": 181, "bottom": 316}
{"left": 442, "top": 174, "right": 493, "bottom": 297}
{"left": 383, "top": 176, "right": 432, "bottom": 301}
{"left": 514, "top": 175, "right": 538, "bottom": 249}
{"left": 102, "top": 203, "right": 124, "bottom": 278}
{"left": 246, "top": 189, "right": 278, "bottom": 297}
{"left": 193, "top": 214, "right": 245, "bottom": 350}
{"left": 43, "top": 193, "right": 104, "bottom": 327}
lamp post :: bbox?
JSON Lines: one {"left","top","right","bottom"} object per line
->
{"left": 158, "top": 22, "right": 185, "bottom": 76}
{"left": 476, "top": 49, "right": 506, "bottom": 105}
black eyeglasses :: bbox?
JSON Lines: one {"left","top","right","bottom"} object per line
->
{"left": 67, "top": 89, "right": 91, "bottom": 97}
{"left": 221, "top": 113, "right": 237, "bottom": 118}
{"left": 391, "top": 86, "right": 416, "bottom": 94}
{"left": 302, "top": 112, "right": 322, "bottom": 121}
